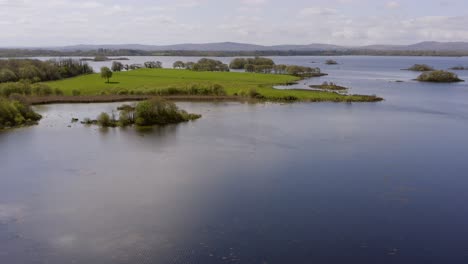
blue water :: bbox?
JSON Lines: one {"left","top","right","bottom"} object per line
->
{"left": 1, "top": 56, "right": 468, "bottom": 263}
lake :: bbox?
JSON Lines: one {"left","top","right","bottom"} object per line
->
{"left": 1, "top": 56, "right": 468, "bottom": 263}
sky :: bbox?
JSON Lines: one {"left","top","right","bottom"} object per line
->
{"left": 1, "top": 0, "right": 468, "bottom": 46}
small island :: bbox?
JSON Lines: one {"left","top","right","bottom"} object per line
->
{"left": 80, "top": 97, "right": 201, "bottom": 127}
{"left": 325, "top": 60, "right": 339, "bottom": 65}
{"left": 309, "top": 82, "right": 348, "bottom": 91}
{"left": 81, "top": 55, "right": 129, "bottom": 62}
{"left": 449, "top": 66, "right": 468, "bottom": 70}
{"left": 404, "top": 64, "right": 435, "bottom": 71}
{"left": 416, "top": 70, "right": 464, "bottom": 83}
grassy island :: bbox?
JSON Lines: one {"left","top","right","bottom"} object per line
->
{"left": 43, "top": 68, "right": 382, "bottom": 103}
{"left": 309, "top": 82, "right": 348, "bottom": 91}
{"left": 416, "top": 70, "right": 464, "bottom": 83}
{"left": 405, "top": 64, "right": 435, "bottom": 72}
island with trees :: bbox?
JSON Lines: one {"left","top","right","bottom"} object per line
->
{"left": 404, "top": 64, "right": 435, "bottom": 71}
{"left": 309, "top": 82, "right": 349, "bottom": 91}
{"left": 80, "top": 55, "right": 129, "bottom": 62}
{"left": 80, "top": 97, "right": 201, "bottom": 127}
{"left": 449, "top": 66, "right": 468, "bottom": 70}
{"left": 416, "top": 70, "right": 464, "bottom": 82}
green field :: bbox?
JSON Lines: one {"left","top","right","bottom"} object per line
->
{"left": 45, "top": 68, "right": 382, "bottom": 102}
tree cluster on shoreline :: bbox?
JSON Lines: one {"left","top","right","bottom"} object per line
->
{"left": 0, "top": 82, "right": 63, "bottom": 97}
{"left": 0, "top": 97, "right": 42, "bottom": 129}
{"left": 172, "top": 59, "right": 229, "bottom": 72}
{"left": 0, "top": 59, "right": 93, "bottom": 83}
{"left": 227, "top": 57, "right": 325, "bottom": 77}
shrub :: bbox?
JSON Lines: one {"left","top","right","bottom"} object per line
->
{"left": 72, "top": 89, "right": 81, "bottom": 96}
{"left": 248, "top": 88, "right": 264, "bottom": 99}
{"left": 0, "top": 98, "right": 42, "bottom": 129}
{"left": 54, "top": 88, "right": 64, "bottom": 95}
{"left": 97, "top": 112, "right": 111, "bottom": 127}
{"left": 417, "top": 70, "right": 463, "bottom": 83}
{"left": 134, "top": 97, "right": 201, "bottom": 126}
{"left": 407, "top": 64, "right": 434, "bottom": 71}
{"left": 325, "top": 60, "right": 338, "bottom": 65}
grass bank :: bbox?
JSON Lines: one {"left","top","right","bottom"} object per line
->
{"left": 44, "top": 68, "right": 382, "bottom": 102}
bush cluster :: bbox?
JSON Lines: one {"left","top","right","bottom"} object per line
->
{"left": 417, "top": 70, "right": 463, "bottom": 83}
{"left": 406, "top": 64, "right": 435, "bottom": 71}
{"left": 103, "top": 84, "right": 227, "bottom": 97}
{"left": 86, "top": 98, "right": 201, "bottom": 127}
{"left": 0, "top": 58, "right": 93, "bottom": 83}
{"left": 0, "top": 82, "right": 63, "bottom": 97}
{"left": 0, "top": 98, "right": 42, "bottom": 129}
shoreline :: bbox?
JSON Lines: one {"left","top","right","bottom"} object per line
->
{"left": 25, "top": 94, "right": 383, "bottom": 105}
{"left": 26, "top": 95, "right": 246, "bottom": 105}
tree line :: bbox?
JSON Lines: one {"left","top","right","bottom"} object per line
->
{"left": 0, "top": 59, "right": 93, "bottom": 83}
{"left": 229, "top": 57, "right": 324, "bottom": 77}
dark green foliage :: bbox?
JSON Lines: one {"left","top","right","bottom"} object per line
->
{"left": 310, "top": 82, "right": 349, "bottom": 91}
{"left": 229, "top": 58, "right": 248, "bottom": 69}
{"left": 128, "top": 84, "right": 227, "bottom": 97}
{"left": 417, "top": 70, "right": 464, "bottom": 82}
{"left": 54, "top": 88, "right": 64, "bottom": 95}
{"left": 184, "top": 62, "right": 195, "bottom": 70}
{"left": 245, "top": 64, "right": 255, "bottom": 72}
{"left": 111, "top": 61, "right": 124, "bottom": 72}
{"left": 0, "top": 69, "right": 18, "bottom": 82}
{"left": 191, "top": 58, "right": 229, "bottom": 72}
{"left": 144, "top": 61, "right": 163, "bottom": 68}
{"left": 31, "top": 83, "right": 53, "bottom": 96}
{"left": 97, "top": 112, "right": 113, "bottom": 127}
{"left": 72, "top": 89, "right": 81, "bottom": 96}
{"left": 0, "top": 98, "right": 42, "bottom": 129}
{"left": 273, "top": 64, "right": 288, "bottom": 74}
{"left": 286, "top": 65, "right": 324, "bottom": 77}
{"left": 93, "top": 55, "right": 109, "bottom": 61}
{"left": 248, "top": 88, "right": 264, "bottom": 99}
{"left": 406, "top": 64, "right": 435, "bottom": 71}
{"left": 0, "top": 59, "right": 93, "bottom": 83}
{"left": 134, "top": 97, "right": 201, "bottom": 126}
{"left": 173, "top": 61, "right": 185, "bottom": 69}
{"left": 229, "top": 57, "right": 275, "bottom": 70}
{"left": 100, "top": 67, "right": 113, "bottom": 83}
{"left": 449, "top": 66, "right": 468, "bottom": 70}
{"left": 0, "top": 82, "right": 61, "bottom": 97}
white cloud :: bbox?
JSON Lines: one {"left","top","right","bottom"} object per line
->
{"left": 241, "top": 0, "right": 268, "bottom": 5}
{"left": 299, "top": 7, "right": 338, "bottom": 17}
{"left": 386, "top": 1, "right": 400, "bottom": 9}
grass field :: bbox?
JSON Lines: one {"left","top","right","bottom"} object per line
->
{"left": 45, "top": 68, "right": 382, "bottom": 102}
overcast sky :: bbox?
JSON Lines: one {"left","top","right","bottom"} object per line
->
{"left": 1, "top": 0, "right": 468, "bottom": 46}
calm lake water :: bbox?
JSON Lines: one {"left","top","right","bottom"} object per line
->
{"left": 1, "top": 56, "right": 468, "bottom": 263}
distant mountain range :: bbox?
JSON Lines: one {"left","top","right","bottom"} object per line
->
{"left": 13, "top": 41, "right": 468, "bottom": 52}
